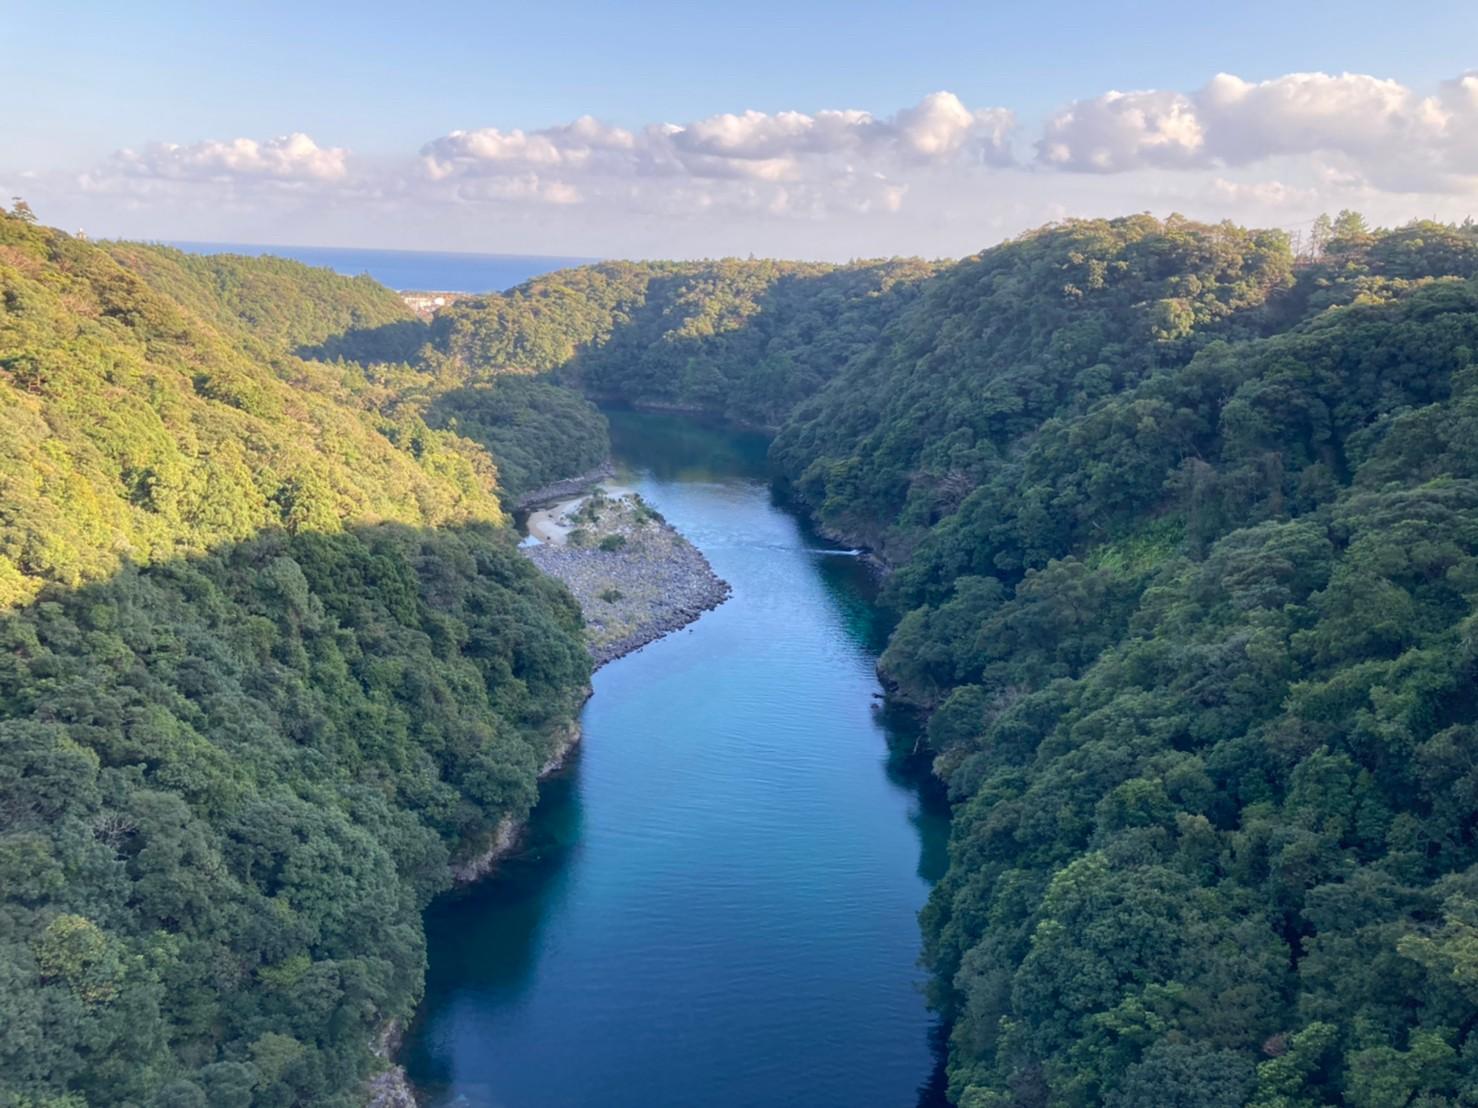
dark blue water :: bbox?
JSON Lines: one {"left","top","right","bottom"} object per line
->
{"left": 166, "top": 242, "right": 598, "bottom": 292}
{"left": 401, "top": 414, "right": 949, "bottom": 1107}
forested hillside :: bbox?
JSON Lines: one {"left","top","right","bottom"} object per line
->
{"left": 425, "top": 257, "right": 937, "bottom": 428}
{"left": 0, "top": 211, "right": 592, "bottom": 1106}
{"left": 8, "top": 200, "right": 1478, "bottom": 1107}
{"left": 105, "top": 245, "right": 418, "bottom": 354}
{"left": 415, "top": 214, "right": 1478, "bottom": 1105}
{"left": 776, "top": 216, "right": 1478, "bottom": 1107}
{"left": 769, "top": 216, "right": 1296, "bottom": 555}
{"left": 101, "top": 238, "right": 611, "bottom": 502}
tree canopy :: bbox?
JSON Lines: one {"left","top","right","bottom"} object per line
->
{"left": 8, "top": 206, "right": 1478, "bottom": 1106}
{"left": 0, "top": 212, "right": 593, "bottom": 1106}
{"left": 423, "top": 214, "right": 1478, "bottom": 1106}
{"left": 768, "top": 216, "right": 1478, "bottom": 1107}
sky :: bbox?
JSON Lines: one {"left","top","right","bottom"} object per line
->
{"left": 4, "top": 0, "right": 1477, "bottom": 260}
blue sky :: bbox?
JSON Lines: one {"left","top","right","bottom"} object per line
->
{"left": 5, "top": 1, "right": 1477, "bottom": 257}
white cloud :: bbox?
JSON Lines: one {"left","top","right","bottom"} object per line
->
{"left": 15, "top": 73, "right": 1478, "bottom": 260}
{"left": 111, "top": 133, "right": 349, "bottom": 183}
{"left": 1038, "top": 89, "right": 1205, "bottom": 172}
{"left": 1037, "top": 70, "right": 1478, "bottom": 192}
{"left": 894, "top": 92, "right": 1014, "bottom": 162}
{"left": 416, "top": 93, "right": 1015, "bottom": 214}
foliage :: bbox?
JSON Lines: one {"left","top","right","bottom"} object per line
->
{"left": 423, "top": 377, "right": 609, "bottom": 498}
{"left": 0, "top": 212, "right": 592, "bottom": 1106}
{"left": 106, "top": 244, "right": 419, "bottom": 355}
{"left": 770, "top": 215, "right": 1299, "bottom": 555}
{"left": 0, "top": 214, "right": 498, "bottom": 608}
{"left": 426, "top": 257, "right": 938, "bottom": 428}
{"left": 770, "top": 217, "right": 1478, "bottom": 1106}
{"left": 11, "top": 202, "right": 1478, "bottom": 1106}
{"left": 425, "top": 212, "right": 1478, "bottom": 1105}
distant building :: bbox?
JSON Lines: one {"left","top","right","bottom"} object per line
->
{"left": 401, "top": 291, "right": 467, "bottom": 319}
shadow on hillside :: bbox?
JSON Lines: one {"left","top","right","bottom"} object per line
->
{"left": 297, "top": 261, "right": 939, "bottom": 427}
{"left": 559, "top": 265, "right": 936, "bottom": 425}
{"left": 295, "top": 317, "right": 431, "bottom": 363}
{"left": 0, "top": 516, "right": 593, "bottom": 861}
{"left": 0, "top": 518, "right": 593, "bottom": 1103}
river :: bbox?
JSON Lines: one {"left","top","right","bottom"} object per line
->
{"left": 401, "top": 412, "right": 950, "bottom": 1107}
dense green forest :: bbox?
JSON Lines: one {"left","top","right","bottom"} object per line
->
{"left": 102, "top": 245, "right": 417, "bottom": 355}
{"left": 0, "top": 211, "right": 593, "bottom": 1106}
{"left": 424, "top": 214, "right": 1478, "bottom": 1106}
{"left": 9, "top": 201, "right": 1478, "bottom": 1106}
{"left": 841, "top": 217, "right": 1478, "bottom": 1108}
{"left": 424, "top": 257, "right": 938, "bottom": 428}
{"left": 423, "top": 378, "right": 608, "bottom": 497}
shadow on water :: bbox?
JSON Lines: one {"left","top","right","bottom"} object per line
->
{"left": 402, "top": 763, "right": 587, "bottom": 1096}
{"left": 603, "top": 407, "right": 772, "bottom": 482}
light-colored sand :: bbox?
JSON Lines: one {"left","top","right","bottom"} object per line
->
{"left": 523, "top": 484, "right": 639, "bottom": 546}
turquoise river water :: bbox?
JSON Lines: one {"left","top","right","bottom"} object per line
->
{"left": 401, "top": 413, "right": 950, "bottom": 1107}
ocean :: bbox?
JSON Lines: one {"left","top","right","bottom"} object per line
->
{"left": 166, "top": 242, "right": 600, "bottom": 293}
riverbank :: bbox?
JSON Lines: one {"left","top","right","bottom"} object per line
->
{"left": 375, "top": 475, "right": 732, "bottom": 1106}
{"left": 513, "top": 461, "right": 617, "bottom": 511}
{"left": 367, "top": 711, "right": 587, "bottom": 1108}
{"left": 585, "top": 395, "right": 781, "bottom": 435}
{"left": 398, "top": 412, "right": 947, "bottom": 1107}
{"left": 522, "top": 489, "right": 731, "bottom": 666}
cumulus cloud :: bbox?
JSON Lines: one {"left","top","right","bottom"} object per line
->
{"left": 110, "top": 133, "right": 349, "bottom": 183}
{"left": 1206, "top": 176, "right": 1320, "bottom": 208}
{"left": 1037, "top": 70, "right": 1478, "bottom": 191}
{"left": 24, "top": 72, "right": 1478, "bottom": 259}
{"left": 1038, "top": 89, "right": 1205, "bottom": 172}
{"left": 893, "top": 92, "right": 1014, "bottom": 161}
{"left": 417, "top": 92, "right": 1014, "bottom": 214}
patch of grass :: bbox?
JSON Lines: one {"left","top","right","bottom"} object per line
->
{"left": 1086, "top": 515, "right": 1185, "bottom": 575}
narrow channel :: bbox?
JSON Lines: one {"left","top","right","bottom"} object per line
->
{"left": 402, "top": 412, "right": 950, "bottom": 1107}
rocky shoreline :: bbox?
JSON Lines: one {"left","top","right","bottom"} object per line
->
{"left": 366, "top": 1022, "right": 416, "bottom": 1108}
{"left": 521, "top": 489, "right": 731, "bottom": 668}
{"left": 447, "top": 714, "right": 584, "bottom": 883}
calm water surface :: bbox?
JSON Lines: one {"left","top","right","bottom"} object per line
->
{"left": 167, "top": 242, "right": 597, "bottom": 292}
{"left": 402, "top": 413, "right": 949, "bottom": 1107}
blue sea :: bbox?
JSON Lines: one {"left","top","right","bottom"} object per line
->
{"left": 167, "top": 242, "right": 600, "bottom": 293}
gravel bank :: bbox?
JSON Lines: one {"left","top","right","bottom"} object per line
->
{"left": 521, "top": 491, "right": 730, "bottom": 666}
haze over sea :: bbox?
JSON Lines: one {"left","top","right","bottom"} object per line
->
{"left": 167, "top": 242, "right": 599, "bottom": 293}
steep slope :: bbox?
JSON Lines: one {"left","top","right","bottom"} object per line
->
{"left": 426, "top": 257, "right": 937, "bottom": 428}
{"left": 904, "top": 277, "right": 1478, "bottom": 1107}
{"left": 769, "top": 217, "right": 1478, "bottom": 1106}
{"left": 99, "top": 239, "right": 612, "bottom": 504}
{"left": 12, "top": 207, "right": 1477, "bottom": 1106}
{"left": 769, "top": 215, "right": 1297, "bottom": 555}
{"left": 416, "top": 214, "right": 1478, "bottom": 1104}
{"left": 106, "top": 244, "right": 419, "bottom": 354}
{"left": 0, "top": 219, "right": 499, "bottom": 607}
{"left": 0, "top": 214, "right": 591, "bottom": 1107}
{"left": 424, "top": 377, "right": 610, "bottom": 498}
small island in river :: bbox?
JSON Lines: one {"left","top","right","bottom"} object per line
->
{"left": 521, "top": 485, "right": 732, "bottom": 666}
